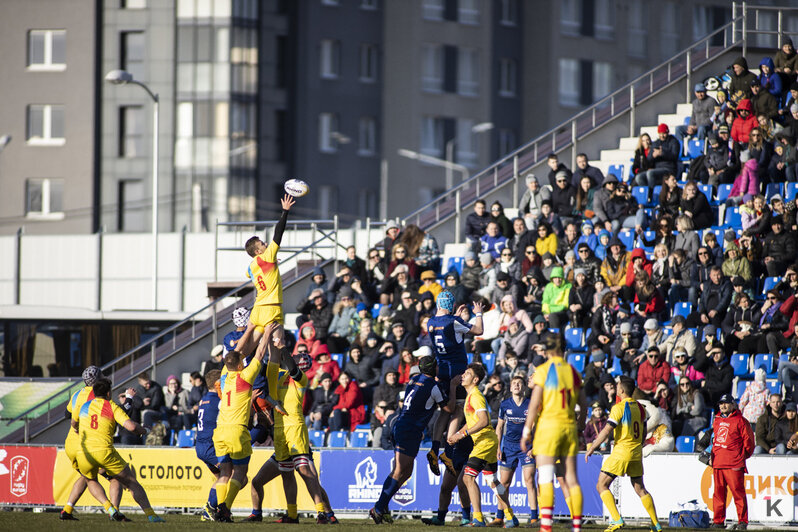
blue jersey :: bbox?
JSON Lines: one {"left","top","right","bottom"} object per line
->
{"left": 498, "top": 396, "right": 530, "bottom": 447}
{"left": 396, "top": 374, "right": 445, "bottom": 432}
{"left": 196, "top": 391, "right": 220, "bottom": 442}
{"left": 243, "top": 353, "right": 267, "bottom": 391}
{"left": 427, "top": 314, "right": 471, "bottom": 363}
{"left": 222, "top": 330, "right": 245, "bottom": 354}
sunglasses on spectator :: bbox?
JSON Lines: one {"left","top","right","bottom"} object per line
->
{"left": 768, "top": 296, "right": 777, "bottom": 301}
{"left": 579, "top": 249, "right": 589, "bottom": 253}
{"left": 395, "top": 250, "right": 406, "bottom": 254}
{"left": 525, "top": 250, "right": 535, "bottom": 255}
{"left": 680, "top": 382, "right": 690, "bottom": 387}
{"left": 675, "top": 354, "right": 686, "bottom": 359}
{"left": 502, "top": 252, "right": 512, "bottom": 256}
{"left": 491, "top": 208, "right": 501, "bottom": 212}
{"left": 369, "top": 254, "right": 378, "bottom": 259}
{"left": 647, "top": 354, "right": 658, "bottom": 358}
{"left": 698, "top": 251, "right": 708, "bottom": 255}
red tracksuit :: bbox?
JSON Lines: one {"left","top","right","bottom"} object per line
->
{"left": 711, "top": 408, "right": 754, "bottom": 524}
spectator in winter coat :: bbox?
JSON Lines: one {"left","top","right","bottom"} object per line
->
{"left": 680, "top": 181, "right": 714, "bottom": 230}
{"left": 728, "top": 56, "right": 757, "bottom": 105}
{"left": 583, "top": 401, "right": 609, "bottom": 450}
{"left": 541, "top": 266, "right": 572, "bottom": 329}
{"left": 518, "top": 173, "right": 551, "bottom": 230}
{"left": 704, "top": 348, "right": 735, "bottom": 405}
{"left": 460, "top": 251, "right": 482, "bottom": 293}
{"left": 497, "top": 317, "right": 530, "bottom": 363}
{"left": 637, "top": 347, "right": 671, "bottom": 400}
{"left": 546, "top": 153, "right": 572, "bottom": 188}
{"left": 551, "top": 171, "right": 576, "bottom": 226}
{"left": 344, "top": 345, "right": 380, "bottom": 400}
{"left": 309, "top": 373, "right": 339, "bottom": 430}
{"left": 305, "top": 266, "right": 334, "bottom": 304}
{"left": 657, "top": 316, "right": 697, "bottom": 364}
{"left": 378, "top": 220, "right": 402, "bottom": 264}
{"left": 442, "top": 270, "right": 470, "bottom": 307}
{"left": 293, "top": 321, "right": 328, "bottom": 359}
{"left": 572, "top": 153, "right": 605, "bottom": 189}
{"left": 763, "top": 216, "right": 797, "bottom": 276}
{"left": 738, "top": 369, "right": 770, "bottom": 426}
{"left": 592, "top": 174, "right": 618, "bottom": 231}
{"left": 534, "top": 222, "right": 558, "bottom": 257}
{"left": 731, "top": 99, "right": 759, "bottom": 145}
{"left": 329, "top": 373, "right": 366, "bottom": 432}
{"left": 307, "top": 351, "right": 341, "bottom": 388}
{"left": 636, "top": 123, "right": 680, "bottom": 188}
{"left": 476, "top": 252, "right": 498, "bottom": 298}
{"left": 465, "top": 200, "right": 491, "bottom": 251}
{"left": 758, "top": 57, "right": 783, "bottom": 98}
{"left": 600, "top": 237, "right": 630, "bottom": 293}
{"left": 754, "top": 394, "right": 789, "bottom": 454}
{"left": 296, "top": 289, "right": 334, "bottom": 342}
{"left": 775, "top": 38, "right": 798, "bottom": 74}
{"left": 480, "top": 221, "right": 508, "bottom": 259}
{"left": 750, "top": 80, "right": 779, "bottom": 121}
{"left": 687, "top": 266, "right": 732, "bottom": 328}
{"left": 670, "top": 377, "right": 707, "bottom": 437}
{"left": 676, "top": 83, "right": 717, "bottom": 142}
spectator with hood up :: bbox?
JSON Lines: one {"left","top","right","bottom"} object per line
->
{"left": 728, "top": 56, "right": 757, "bottom": 106}
{"left": 731, "top": 99, "right": 759, "bottom": 145}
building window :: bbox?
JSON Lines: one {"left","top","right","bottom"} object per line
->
{"left": 122, "top": 0, "right": 147, "bottom": 8}
{"left": 594, "top": 0, "right": 615, "bottom": 40}
{"left": 27, "top": 30, "right": 66, "bottom": 70}
{"left": 119, "top": 106, "right": 144, "bottom": 158}
{"left": 360, "top": 0, "right": 377, "bottom": 10}
{"left": 121, "top": 31, "right": 145, "bottom": 80}
{"left": 321, "top": 0, "right": 339, "bottom": 5}
{"left": 498, "top": 58, "right": 517, "bottom": 97}
{"left": 422, "top": 0, "right": 444, "bottom": 21}
{"left": 26, "top": 104, "right": 65, "bottom": 145}
{"left": 359, "top": 43, "right": 378, "bottom": 82}
{"left": 421, "top": 44, "right": 443, "bottom": 92}
{"left": 117, "top": 179, "right": 145, "bottom": 231}
{"left": 456, "top": 119, "right": 477, "bottom": 168}
{"left": 457, "top": 48, "right": 479, "bottom": 96}
{"left": 320, "top": 39, "right": 340, "bottom": 79}
{"left": 498, "top": 129, "right": 516, "bottom": 157}
{"left": 318, "top": 185, "right": 338, "bottom": 219}
{"left": 592, "top": 61, "right": 613, "bottom": 101}
{"left": 458, "top": 0, "right": 479, "bottom": 25}
{"left": 25, "top": 178, "right": 64, "bottom": 218}
{"left": 421, "top": 116, "right": 444, "bottom": 158}
{"left": 627, "top": 2, "right": 647, "bottom": 59}
{"left": 358, "top": 116, "right": 377, "bottom": 156}
{"left": 499, "top": 0, "right": 517, "bottom": 26}
{"left": 660, "top": 2, "right": 680, "bottom": 60}
{"left": 319, "top": 113, "right": 339, "bottom": 153}
{"left": 558, "top": 58, "right": 580, "bottom": 107}
{"left": 560, "top": 0, "right": 581, "bottom": 36}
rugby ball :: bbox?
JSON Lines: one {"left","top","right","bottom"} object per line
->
{"left": 284, "top": 178, "right": 310, "bottom": 198}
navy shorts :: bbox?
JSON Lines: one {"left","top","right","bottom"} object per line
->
{"left": 451, "top": 437, "right": 474, "bottom": 473}
{"left": 437, "top": 358, "right": 468, "bottom": 401}
{"left": 196, "top": 439, "right": 220, "bottom": 473}
{"left": 391, "top": 419, "right": 423, "bottom": 458}
{"left": 499, "top": 444, "right": 535, "bottom": 470}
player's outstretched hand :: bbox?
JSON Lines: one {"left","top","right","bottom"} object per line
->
{"left": 472, "top": 300, "right": 484, "bottom": 315}
{"left": 281, "top": 194, "right": 296, "bottom": 211}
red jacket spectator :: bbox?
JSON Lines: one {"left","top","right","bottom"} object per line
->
{"left": 634, "top": 287, "right": 665, "bottom": 316}
{"left": 625, "top": 248, "right": 653, "bottom": 287}
{"left": 730, "top": 99, "right": 758, "bottom": 144}
{"left": 637, "top": 354, "right": 671, "bottom": 395}
{"left": 711, "top": 407, "right": 754, "bottom": 470}
{"left": 293, "top": 322, "right": 328, "bottom": 359}
{"left": 779, "top": 293, "right": 798, "bottom": 339}
{"left": 333, "top": 378, "right": 366, "bottom": 431}
{"left": 307, "top": 352, "right": 341, "bottom": 385}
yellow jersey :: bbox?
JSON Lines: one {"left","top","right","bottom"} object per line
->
{"left": 218, "top": 359, "right": 261, "bottom": 427}
{"left": 78, "top": 397, "right": 130, "bottom": 450}
{"left": 266, "top": 361, "right": 309, "bottom": 428}
{"left": 532, "top": 356, "right": 581, "bottom": 426}
{"left": 247, "top": 241, "right": 282, "bottom": 306}
{"left": 607, "top": 397, "right": 647, "bottom": 461}
{"left": 66, "top": 386, "right": 95, "bottom": 433}
{"left": 464, "top": 386, "right": 497, "bottom": 448}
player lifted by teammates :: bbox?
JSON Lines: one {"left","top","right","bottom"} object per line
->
{"left": 521, "top": 334, "right": 585, "bottom": 532}
{"left": 586, "top": 376, "right": 662, "bottom": 532}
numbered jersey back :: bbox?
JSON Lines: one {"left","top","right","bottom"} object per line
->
{"left": 426, "top": 314, "right": 471, "bottom": 362}
{"left": 397, "top": 373, "right": 443, "bottom": 431}
{"left": 247, "top": 240, "right": 282, "bottom": 306}
{"left": 532, "top": 356, "right": 581, "bottom": 425}
{"left": 607, "top": 397, "right": 647, "bottom": 461}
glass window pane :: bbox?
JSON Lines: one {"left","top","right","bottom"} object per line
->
{"left": 26, "top": 179, "right": 43, "bottom": 213}
{"left": 215, "top": 27, "right": 229, "bottom": 62}
{"left": 214, "top": 62, "right": 229, "bottom": 92}
{"left": 196, "top": 26, "right": 213, "bottom": 61}
{"left": 196, "top": 0, "right": 212, "bottom": 17}
{"left": 51, "top": 31, "right": 66, "bottom": 65}
{"left": 177, "top": 63, "right": 195, "bottom": 91}
{"left": 28, "top": 106, "right": 44, "bottom": 139}
{"left": 196, "top": 63, "right": 212, "bottom": 91}
{"left": 592, "top": 62, "right": 613, "bottom": 101}
{"left": 422, "top": 0, "right": 444, "bottom": 20}
{"left": 49, "top": 179, "right": 64, "bottom": 213}
{"left": 560, "top": 0, "right": 581, "bottom": 35}
{"left": 214, "top": 0, "right": 231, "bottom": 17}
{"left": 177, "top": 0, "right": 195, "bottom": 17}
{"left": 594, "top": 0, "right": 615, "bottom": 40}
{"left": 558, "top": 58, "right": 580, "bottom": 107}
{"left": 215, "top": 102, "right": 228, "bottom": 137}
{"left": 177, "top": 102, "right": 193, "bottom": 137}
{"left": 29, "top": 31, "right": 45, "bottom": 65}
{"left": 177, "top": 26, "right": 195, "bottom": 62}
{"left": 50, "top": 106, "right": 65, "bottom": 139}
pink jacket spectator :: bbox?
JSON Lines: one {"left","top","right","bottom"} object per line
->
{"left": 729, "top": 158, "right": 759, "bottom": 199}
{"left": 670, "top": 365, "right": 705, "bottom": 382}
{"left": 737, "top": 370, "right": 769, "bottom": 424}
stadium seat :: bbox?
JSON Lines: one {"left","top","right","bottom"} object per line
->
{"left": 632, "top": 186, "right": 649, "bottom": 206}
{"left": 565, "top": 327, "right": 584, "bottom": 351}
{"left": 330, "top": 353, "right": 345, "bottom": 368}
{"left": 618, "top": 229, "right": 635, "bottom": 250}
{"left": 698, "top": 184, "right": 713, "bottom": 203}
{"left": 673, "top": 302, "right": 692, "bottom": 319}
{"left": 467, "top": 352, "right": 474, "bottom": 364}
{"left": 608, "top": 164, "right": 625, "bottom": 181}
{"left": 309, "top": 430, "right": 325, "bottom": 448}
{"left": 725, "top": 207, "right": 741, "bottom": 228}
{"left": 327, "top": 431, "right": 348, "bottom": 447}
{"left": 730, "top": 353, "right": 751, "bottom": 378}
{"left": 715, "top": 184, "right": 733, "bottom": 205}
{"left": 765, "top": 183, "right": 783, "bottom": 201}
{"left": 753, "top": 353, "right": 776, "bottom": 379}
{"left": 649, "top": 186, "right": 662, "bottom": 207}
{"left": 675, "top": 435, "right": 695, "bottom": 453}
{"left": 685, "top": 139, "right": 704, "bottom": 159}
{"left": 608, "top": 356, "right": 623, "bottom": 377}
{"left": 481, "top": 353, "right": 496, "bottom": 375}
{"left": 734, "top": 380, "right": 747, "bottom": 399}
{"left": 766, "top": 380, "right": 782, "bottom": 397}
{"left": 761, "top": 276, "right": 779, "bottom": 297}
{"left": 661, "top": 327, "right": 673, "bottom": 339}
{"left": 446, "top": 256, "right": 464, "bottom": 275}
{"left": 641, "top": 231, "right": 656, "bottom": 252}
{"left": 372, "top": 304, "right": 382, "bottom": 319}
{"left": 349, "top": 430, "right": 370, "bottom": 448}
{"left": 786, "top": 182, "right": 798, "bottom": 201}
{"left": 176, "top": 429, "right": 196, "bottom": 448}
{"left": 567, "top": 353, "right": 586, "bottom": 374}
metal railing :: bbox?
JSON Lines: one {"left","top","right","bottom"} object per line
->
{"left": 402, "top": 3, "right": 798, "bottom": 239}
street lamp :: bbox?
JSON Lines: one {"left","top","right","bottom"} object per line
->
{"left": 397, "top": 148, "right": 469, "bottom": 182}
{"left": 0, "top": 135, "right": 11, "bottom": 152}
{"left": 105, "top": 69, "right": 160, "bottom": 311}
{"left": 445, "top": 122, "right": 493, "bottom": 190}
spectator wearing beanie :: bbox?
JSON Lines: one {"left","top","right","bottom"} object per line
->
{"left": 636, "top": 123, "right": 679, "bottom": 188}
{"left": 461, "top": 251, "right": 482, "bottom": 293}
{"left": 703, "top": 346, "right": 734, "bottom": 405}
{"left": 738, "top": 368, "right": 770, "bottom": 427}
{"left": 637, "top": 347, "right": 671, "bottom": 402}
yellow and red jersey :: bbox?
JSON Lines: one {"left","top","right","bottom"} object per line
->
{"left": 267, "top": 362, "right": 308, "bottom": 428}
{"left": 247, "top": 241, "right": 282, "bottom": 306}
{"left": 218, "top": 359, "right": 262, "bottom": 427}
{"left": 532, "top": 356, "right": 582, "bottom": 426}
{"left": 464, "top": 386, "right": 496, "bottom": 447}
{"left": 78, "top": 397, "right": 130, "bottom": 450}
{"left": 607, "top": 397, "right": 647, "bottom": 461}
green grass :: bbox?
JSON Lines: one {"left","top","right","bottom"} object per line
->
{"left": 0, "top": 512, "right": 786, "bottom": 531}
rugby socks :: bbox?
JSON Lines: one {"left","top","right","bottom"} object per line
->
{"left": 641, "top": 493, "right": 660, "bottom": 526}
{"left": 504, "top": 507, "right": 514, "bottom": 520}
{"left": 224, "top": 479, "right": 242, "bottom": 507}
{"left": 496, "top": 509, "right": 505, "bottom": 520}
{"left": 565, "top": 495, "right": 573, "bottom": 514}
{"left": 437, "top": 508, "right": 448, "bottom": 522}
{"left": 215, "top": 482, "right": 228, "bottom": 507}
{"left": 431, "top": 440, "right": 441, "bottom": 456}
{"left": 530, "top": 508, "right": 539, "bottom": 520}
{"left": 473, "top": 511, "right": 484, "bottom": 524}
{"left": 461, "top": 505, "right": 471, "bottom": 521}
{"left": 376, "top": 477, "right": 401, "bottom": 512}
{"left": 315, "top": 502, "right": 326, "bottom": 514}
{"left": 102, "top": 500, "right": 114, "bottom": 514}
{"left": 600, "top": 490, "right": 621, "bottom": 521}
{"left": 443, "top": 442, "right": 453, "bottom": 458}
{"left": 63, "top": 503, "right": 74, "bottom": 515}
{"left": 570, "top": 485, "right": 583, "bottom": 532}
{"left": 250, "top": 509, "right": 263, "bottom": 518}
{"left": 539, "top": 482, "right": 554, "bottom": 532}
{"left": 288, "top": 505, "right": 299, "bottom": 519}
{"left": 143, "top": 508, "right": 156, "bottom": 518}
{"left": 208, "top": 486, "right": 218, "bottom": 509}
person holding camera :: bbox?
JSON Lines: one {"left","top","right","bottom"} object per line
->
{"left": 709, "top": 394, "right": 754, "bottom": 530}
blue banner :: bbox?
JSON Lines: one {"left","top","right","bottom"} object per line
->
{"left": 319, "top": 449, "right": 604, "bottom": 516}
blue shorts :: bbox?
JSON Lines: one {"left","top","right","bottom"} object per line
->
{"left": 451, "top": 437, "right": 474, "bottom": 473}
{"left": 392, "top": 419, "right": 424, "bottom": 458}
{"left": 499, "top": 444, "right": 534, "bottom": 470}
{"left": 437, "top": 358, "right": 468, "bottom": 401}
{"left": 196, "top": 439, "right": 220, "bottom": 472}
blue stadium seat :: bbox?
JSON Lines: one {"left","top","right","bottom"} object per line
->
{"left": 618, "top": 230, "right": 635, "bottom": 250}
{"left": 761, "top": 276, "right": 779, "bottom": 297}
{"left": 176, "top": 429, "right": 196, "bottom": 448}
{"left": 565, "top": 328, "right": 584, "bottom": 351}
{"left": 698, "top": 184, "right": 713, "bottom": 203}
{"left": 641, "top": 231, "right": 656, "bottom": 252}
{"left": 372, "top": 304, "right": 382, "bottom": 319}
{"left": 716, "top": 184, "right": 733, "bottom": 205}
{"left": 765, "top": 183, "right": 783, "bottom": 201}
{"left": 725, "top": 207, "right": 741, "bottom": 228}
{"left": 608, "top": 164, "right": 625, "bottom": 181}
{"left": 446, "top": 257, "right": 464, "bottom": 276}
{"left": 753, "top": 353, "right": 776, "bottom": 379}
{"left": 686, "top": 139, "right": 704, "bottom": 159}
{"left": 467, "top": 352, "right": 474, "bottom": 364}
{"left": 661, "top": 327, "right": 673, "bottom": 339}
{"left": 766, "top": 380, "right": 782, "bottom": 397}
{"left": 567, "top": 353, "right": 586, "bottom": 374}
{"left": 481, "top": 353, "right": 496, "bottom": 375}
{"left": 632, "top": 186, "right": 649, "bottom": 206}
{"left": 349, "top": 430, "right": 370, "bottom": 448}
{"left": 327, "top": 431, "right": 348, "bottom": 448}
{"left": 330, "top": 353, "right": 345, "bottom": 368}
{"left": 649, "top": 186, "right": 662, "bottom": 207}
{"left": 734, "top": 380, "right": 747, "bottom": 399}
{"left": 787, "top": 182, "right": 798, "bottom": 201}
{"left": 608, "top": 357, "right": 623, "bottom": 377}
{"left": 309, "top": 430, "right": 325, "bottom": 448}
{"left": 675, "top": 436, "right": 695, "bottom": 453}
{"left": 673, "top": 302, "right": 692, "bottom": 319}
{"left": 730, "top": 353, "right": 751, "bottom": 378}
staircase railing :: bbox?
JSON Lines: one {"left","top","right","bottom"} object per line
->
{"left": 403, "top": 4, "right": 796, "bottom": 240}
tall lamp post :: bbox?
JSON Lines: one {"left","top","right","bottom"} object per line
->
{"left": 105, "top": 69, "right": 160, "bottom": 310}
{"left": 445, "top": 122, "right": 493, "bottom": 190}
